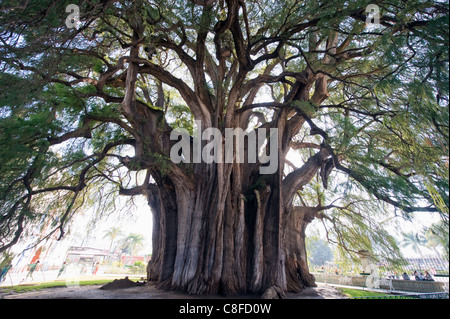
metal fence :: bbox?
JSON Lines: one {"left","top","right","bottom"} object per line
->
{"left": 352, "top": 292, "right": 449, "bottom": 299}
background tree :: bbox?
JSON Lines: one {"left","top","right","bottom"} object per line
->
{"left": 120, "top": 233, "right": 145, "bottom": 256}
{"left": 400, "top": 231, "right": 429, "bottom": 257}
{"left": 103, "top": 226, "right": 124, "bottom": 252}
{"left": 306, "top": 236, "right": 334, "bottom": 267}
{"left": 0, "top": 0, "right": 448, "bottom": 296}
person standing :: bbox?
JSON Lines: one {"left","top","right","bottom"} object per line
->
{"left": 92, "top": 262, "right": 100, "bottom": 275}
{"left": 22, "top": 260, "right": 40, "bottom": 282}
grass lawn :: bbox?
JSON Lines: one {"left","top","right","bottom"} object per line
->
{"left": 337, "top": 287, "right": 389, "bottom": 298}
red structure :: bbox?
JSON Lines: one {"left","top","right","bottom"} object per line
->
{"left": 121, "top": 255, "right": 151, "bottom": 266}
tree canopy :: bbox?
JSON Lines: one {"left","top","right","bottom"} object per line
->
{"left": 0, "top": 0, "right": 448, "bottom": 294}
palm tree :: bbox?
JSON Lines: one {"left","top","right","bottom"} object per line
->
{"left": 103, "top": 227, "right": 124, "bottom": 252}
{"left": 400, "top": 231, "right": 428, "bottom": 257}
{"left": 121, "top": 233, "right": 146, "bottom": 256}
{"left": 400, "top": 231, "right": 430, "bottom": 271}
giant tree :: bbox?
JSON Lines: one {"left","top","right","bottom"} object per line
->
{"left": 0, "top": 0, "right": 448, "bottom": 296}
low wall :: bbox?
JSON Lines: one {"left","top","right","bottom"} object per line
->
{"left": 388, "top": 279, "right": 445, "bottom": 293}
{"left": 312, "top": 272, "right": 446, "bottom": 293}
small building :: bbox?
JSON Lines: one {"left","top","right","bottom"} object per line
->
{"left": 64, "top": 246, "right": 110, "bottom": 264}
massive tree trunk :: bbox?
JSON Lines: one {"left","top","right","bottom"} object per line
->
{"left": 144, "top": 150, "right": 326, "bottom": 296}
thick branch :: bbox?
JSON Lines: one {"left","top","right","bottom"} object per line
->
{"left": 282, "top": 148, "right": 331, "bottom": 207}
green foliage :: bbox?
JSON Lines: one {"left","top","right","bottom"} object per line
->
{"left": 0, "top": 251, "right": 14, "bottom": 268}
{"left": 149, "top": 153, "right": 172, "bottom": 176}
{"left": 292, "top": 101, "right": 317, "bottom": 118}
{"left": 166, "top": 103, "right": 194, "bottom": 135}
{"left": 338, "top": 287, "right": 389, "bottom": 298}
{"left": 0, "top": 74, "right": 41, "bottom": 110}
{"left": 306, "top": 237, "right": 334, "bottom": 266}
{"left": 134, "top": 260, "right": 146, "bottom": 272}
{"left": 119, "top": 233, "right": 146, "bottom": 256}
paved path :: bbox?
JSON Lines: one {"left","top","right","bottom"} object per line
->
{"left": 1, "top": 282, "right": 346, "bottom": 299}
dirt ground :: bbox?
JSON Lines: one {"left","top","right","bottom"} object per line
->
{"left": 1, "top": 281, "right": 346, "bottom": 299}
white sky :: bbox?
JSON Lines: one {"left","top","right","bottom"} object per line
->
{"left": 306, "top": 209, "right": 444, "bottom": 258}
{"left": 70, "top": 195, "right": 153, "bottom": 255}
{"left": 9, "top": 195, "right": 153, "bottom": 268}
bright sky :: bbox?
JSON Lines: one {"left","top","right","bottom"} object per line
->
{"left": 389, "top": 211, "right": 444, "bottom": 257}
{"left": 9, "top": 195, "right": 153, "bottom": 268}
{"left": 306, "top": 209, "right": 443, "bottom": 258}
{"left": 70, "top": 195, "right": 153, "bottom": 255}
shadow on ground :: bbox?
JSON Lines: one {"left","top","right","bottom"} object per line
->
{"left": 1, "top": 281, "right": 345, "bottom": 299}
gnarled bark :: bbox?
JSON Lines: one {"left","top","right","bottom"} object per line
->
{"left": 144, "top": 151, "right": 324, "bottom": 296}
{"left": 284, "top": 207, "right": 318, "bottom": 292}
